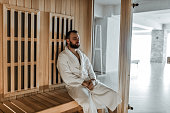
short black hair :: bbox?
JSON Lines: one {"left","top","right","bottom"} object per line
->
{"left": 66, "top": 30, "right": 78, "bottom": 39}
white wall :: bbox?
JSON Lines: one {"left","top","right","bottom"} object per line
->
{"left": 94, "top": 4, "right": 104, "bottom": 18}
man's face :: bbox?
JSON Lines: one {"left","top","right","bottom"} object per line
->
{"left": 67, "top": 32, "right": 80, "bottom": 49}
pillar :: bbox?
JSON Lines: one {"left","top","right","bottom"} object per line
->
{"left": 150, "top": 30, "right": 168, "bottom": 63}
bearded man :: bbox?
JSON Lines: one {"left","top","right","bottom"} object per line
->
{"left": 57, "top": 30, "right": 121, "bottom": 113}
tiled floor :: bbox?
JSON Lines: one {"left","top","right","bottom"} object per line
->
{"left": 96, "top": 63, "right": 170, "bottom": 113}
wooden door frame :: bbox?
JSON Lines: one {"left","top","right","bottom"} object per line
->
{"left": 118, "top": 0, "right": 133, "bottom": 113}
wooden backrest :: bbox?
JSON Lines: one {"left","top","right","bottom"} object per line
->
{"left": 48, "top": 13, "right": 74, "bottom": 86}
{"left": 2, "top": 4, "right": 40, "bottom": 97}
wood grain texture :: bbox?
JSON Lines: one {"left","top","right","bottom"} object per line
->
{"left": 1, "top": 0, "right": 94, "bottom": 102}
{"left": 118, "top": 0, "right": 133, "bottom": 113}
{"left": 18, "top": 11, "right": 22, "bottom": 91}
{"left": 25, "top": 0, "right": 31, "bottom": 8}
{"left": 0, "top": 4, "right": 3, "bottom": 95}
{"left": 10, "top": 9, "right": 14, "bottom": 92}
{"left": 3, "top": 5, "right": 8, "bottom": 94}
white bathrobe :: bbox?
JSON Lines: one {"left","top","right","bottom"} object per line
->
{"left": 57, "top": 47, "right": 121, "bottom": 113}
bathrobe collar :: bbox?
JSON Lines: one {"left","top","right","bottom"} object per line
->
{"left": 65, "top": 47, "right": 83, "bottom": 66}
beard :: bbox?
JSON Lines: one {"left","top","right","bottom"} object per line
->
{"left": 69, "top": 41, "right": 80, "bottom": 49}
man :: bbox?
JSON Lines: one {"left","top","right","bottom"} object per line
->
{"left": 57, "top": 30, "right": 121, "bottom": 113}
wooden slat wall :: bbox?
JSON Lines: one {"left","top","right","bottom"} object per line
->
{"left": 0, "top": 0, "right": 93, "bottom": 97}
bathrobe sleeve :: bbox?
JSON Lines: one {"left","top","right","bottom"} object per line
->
{"left": 85, "top": 55, "right": 96, "bottom": 80}
{"left": 57, "top": 54, "right": 84, "bottom": 87}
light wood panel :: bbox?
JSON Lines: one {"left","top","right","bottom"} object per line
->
{"left": 2, "top": 4, "right": 40, "bottom": 96}
{"left": 0, "top": 4, "right": 3, "bottom": 95}
{"left": 55, "top": 0, "right": 62, "bottom": 14}
{"left": 9, "top": 0, "right": 16, "bottom": 5}
{"left": 118, "top": 0, "right": 133, "bottom": 113}
{"left": 24, "top": 12, "right": 28, "bottom": 90}
{"left": 17, "top": 0, "right": 24, "bottom": 7}
{"left": 18, "top": 11, "right": 22, "bottom": 91}
{"left": 38, "top": 101, "right": 81, "bottom": 113}
{"left": 25, "top": 0, "right": 31, "bottom": 8}
{"left": 3, "top": 4, "right": 8, "bottom": 94}
{"left": 48, "top": 13, "right": 74, "bottom": 85}
{"left": 1, "top": 0, "right": 94, "bottom": 98}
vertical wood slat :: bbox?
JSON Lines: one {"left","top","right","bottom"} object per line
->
{"left": 31, "top": 0, "right": 39, "bottom": 10}
{"left": 68, "top": 18, "right": 70, "bottom": 32}
{"left": 24, "top": 12, "right": 28, "bottom": 90}
{"left": 79, "top": 0, "right": 84, "bottom": 50}
{"left": 72, "top": 18, "right": 74, "bottom": 31}
{"left": 63, "top": 17, "right": 66, "bottom": 47}
{"left": 17, "top": 0, "right": 24, "bottom": 7}
{"left": 61, "top": 0, "right": 66, "bottom": 15}
{"left": 53, "top": 17, "right": 57, "bottom": 84}
{"left": 66, "top": 0, "right": 71, "bottom": 15}
{"left": 55, "top": 0, "right": 62, "bottom": 14}
{"left": 3, "top": 5, "right": 8, "bottom": 94}
{"left": 10, "top": 9, "right": 15, "bottom": 92}
{"left": 70, "top": 0, "right": 75, "bottom": 17}
{"left": 118, "top": 0, "right": 133, "bottom": 113}
{"left": 75, "top": 0, "right": 80, "bottom": 30}
{"left": 51, "top": 0, "right": 55, "bottom": 13}
{"left": 18, "top": 11, "right": 21, "bottom": 91}
{"left": 36, "top": 12, "right": 40, "bottom": 87}
{"left": 9, "top": 0, "right": 17, "bottom": 6}
{"left": 0, "top": 4, "right": 3, "bottom": 95}
{"left": 25, "top": 0, "right": 31, "bottom": 8}
{"left": 49, "top": 13, "right": 52, "bottom": 85}
{"left": 30, "top": 13, "right": 34, "bottom": 88}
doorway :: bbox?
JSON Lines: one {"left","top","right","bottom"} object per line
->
{"left": 129, "top": 1, "right": 170, "bottom": 112}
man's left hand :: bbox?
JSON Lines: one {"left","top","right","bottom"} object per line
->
{"left": 87, "top": 80, "right": 96, "bottom": 90}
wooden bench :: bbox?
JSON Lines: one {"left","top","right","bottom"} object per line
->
{"left": 0, "top": 88, "right": 117, "bottom": 113}
{"left": 0, "top": 88, "right": 83, "bottom": 113}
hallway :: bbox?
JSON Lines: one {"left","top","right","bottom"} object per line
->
{"left": 97, "top": 62, "right": 170, "bottom": 113}
{"left": 129, "top": 63, "right": 170, "bottom": 113}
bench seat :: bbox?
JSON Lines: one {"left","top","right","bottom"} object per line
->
{"left": 0, "top": 88, "right": 82, "bottom": 113}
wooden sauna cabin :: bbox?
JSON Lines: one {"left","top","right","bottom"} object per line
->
{"left": 0, "top": 0, "right": 93, "bottom": 112}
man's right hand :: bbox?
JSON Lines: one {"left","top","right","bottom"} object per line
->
{"left": 82, "top": 81, "right": 89, "bottom": 87}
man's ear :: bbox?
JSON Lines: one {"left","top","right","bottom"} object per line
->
{"left": 66, "top": 39, "right": 70, "bottom": 45}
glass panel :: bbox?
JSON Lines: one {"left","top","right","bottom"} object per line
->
{"left": 93, "top": 0, "right": 121, "bottom": 92}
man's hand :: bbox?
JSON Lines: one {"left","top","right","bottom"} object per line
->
{"left": 87, "top": 79, "right": 96, "bottom": 90}
{"left": 82, "top": 81, "right": 90, "bottom": 87}
{"left": 82, "top": 79, "right": 96, "bottom": 90}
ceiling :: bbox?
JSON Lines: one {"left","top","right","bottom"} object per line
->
{"left": 95, "top": 0, "right": 121, "bottom": 5}
{"left": 95, "top": 0, "right": 170, "bottom": 34}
